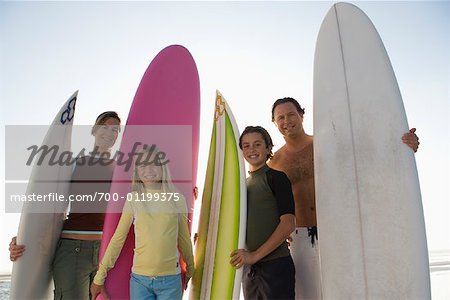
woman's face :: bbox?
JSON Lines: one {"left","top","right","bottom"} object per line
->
{"left": 93, "top": 117, "right": 120, "bottom": 151}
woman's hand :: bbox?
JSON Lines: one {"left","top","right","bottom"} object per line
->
{"left": 9, "top": 237, "right": 25, "bottom": 262}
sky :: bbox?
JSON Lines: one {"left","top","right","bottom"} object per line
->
{"left": 0, "top": 1, "right": 449, "bottom": 275}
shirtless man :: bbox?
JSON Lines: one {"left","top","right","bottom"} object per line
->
{"left": 268, "top": 97, "right": 419, "bottom": 299}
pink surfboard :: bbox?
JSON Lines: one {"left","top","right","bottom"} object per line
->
{"left": 99, "top": 45, "right": 200, "bottom": 299}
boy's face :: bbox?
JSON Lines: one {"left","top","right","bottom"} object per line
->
{"left": 241, "top": 132, "right": 269, "bottom": 169}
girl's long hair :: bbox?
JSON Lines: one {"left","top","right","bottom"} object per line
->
{"left": 130, "top": 148, "right": 186, "bottom": 213}
{"left": 131, "top": 148, "right": 178, "bottom": 193}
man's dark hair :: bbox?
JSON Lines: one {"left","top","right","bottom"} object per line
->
{"left": 271, "top": 97, "right": 305, "bottom": 121}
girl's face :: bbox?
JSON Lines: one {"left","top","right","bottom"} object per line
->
{"left": 241, "top": 132, "right": 270, "bottom": 171}
{"left": 93, "top": 117, "right": 120, "bottom": 151}
{"left": 136, "top": 161, "right": 163, "bottom": 188}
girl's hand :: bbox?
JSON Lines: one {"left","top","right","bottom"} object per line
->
{"left": 90, "top": 283, "right": 109, "bottom": 300}
{"left": 184, "top": 275, "right": 191, "bottom": 290}
{"left": 193, "top": 186, "right": 199, "bottom": 200}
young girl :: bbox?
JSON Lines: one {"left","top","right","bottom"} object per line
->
{"left": 90, "top": 147, "right": 194, "bottom": 300}
{"left": 10, "top": 111, "right": 121, "bottom": 299}
{"left": 230, "top": 126, "right": 296, "bottom": 299}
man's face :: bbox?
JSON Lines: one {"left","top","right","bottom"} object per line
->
{"left": 273, "top": 102, "right": 304, "bottom": 138}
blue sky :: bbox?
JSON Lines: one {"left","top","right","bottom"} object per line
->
{"left": 0, "top": 1, "right": 449, "bottom": 273}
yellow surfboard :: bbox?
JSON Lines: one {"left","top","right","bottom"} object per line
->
{"left": 190, "top": 91, "right": 246, "bottom": 300}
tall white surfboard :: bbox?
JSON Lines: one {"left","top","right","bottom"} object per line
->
{"left": 314, "top": 3, "right": 430, "bottom": 299}
{"left": 10, "top": 91, "right": 77, "bottom": 300}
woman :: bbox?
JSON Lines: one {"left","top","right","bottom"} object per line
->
{"left": 9, "top": 111, "right": 121, "bottom": 299}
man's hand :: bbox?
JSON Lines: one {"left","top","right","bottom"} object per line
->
{"left": 402, "top": 128, "right": 420, "bottom": 152}
{"left": 286, "top": 235, "right": 293, "bottom": 247}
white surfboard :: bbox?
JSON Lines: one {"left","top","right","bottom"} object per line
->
{"left": 10, "top": 91, "right": 77, "bottom": 300}
{"left": 313, "top": 3, "right": 430, "bottom": 299}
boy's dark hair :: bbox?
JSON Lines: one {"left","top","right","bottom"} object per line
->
{"left": 271, "top": 97, "right": 305, "bottom": 121}
{"left": 239, "top": 126, "right": 274, "bottom": 160}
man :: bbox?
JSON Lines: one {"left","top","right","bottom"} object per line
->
{"left": 268, "top": 97, "right": 419, "bottom": 299}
